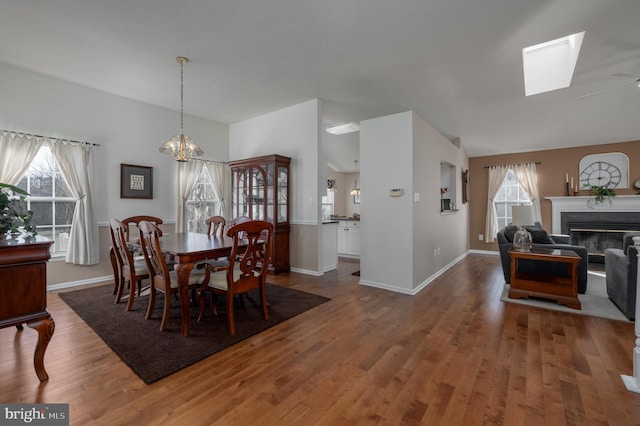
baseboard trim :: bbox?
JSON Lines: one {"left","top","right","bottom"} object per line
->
{"left": 48, "top": 275, "right": 113, "bottom": 292}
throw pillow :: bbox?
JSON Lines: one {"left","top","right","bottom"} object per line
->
{"left": 503, "top": 225, "right": 518, "bottom": 242}
{"left": 525, "top": 226, "right": 555, "bottom": 244}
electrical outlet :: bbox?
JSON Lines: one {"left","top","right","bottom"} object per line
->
{"left": 433, "top": 249, "right": 437, "bottom": 257}
{"left": 437, "top": 247, "right": 441, "bottom": 256}
{"left": 479, "top": 234, "right": 484, "bottom": 241}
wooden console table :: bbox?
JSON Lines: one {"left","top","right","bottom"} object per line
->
{"left": 0, "top": 236, "right": 54, "bottom": 381}
{"left": 508, "top": 248, "right": 581, "bottom": 310}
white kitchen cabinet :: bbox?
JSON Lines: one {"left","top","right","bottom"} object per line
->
{"left": 337, "top": 220, "right": 360, "bottom": 258}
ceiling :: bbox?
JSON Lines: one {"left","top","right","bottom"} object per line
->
{"left": 1, "top": 0, "right": 639, "bottom": 171}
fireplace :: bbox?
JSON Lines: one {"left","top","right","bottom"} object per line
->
{"left": 561, "top": 212, "right": 640, "bottom": 262}
{"left": 547, "top": 195, "right": 640, "bottom": 263}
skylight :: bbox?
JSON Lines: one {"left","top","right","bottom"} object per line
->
{"left": 522, "top": 31, "right": 585, "bottom": 96}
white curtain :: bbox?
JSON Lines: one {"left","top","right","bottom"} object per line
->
{"left": 512, "top": 162, "right": 542, "bottom": 225}
{"left": 0, "top": 132, "right": 43, "bottom": 184}
{"left": 49, "top": 139, "right": 99, "bottom": 265}
{"left": 204, "top": 162, "right": 231, "bottom": 219}
{"left": 484, "top": 165, "right": 510, "bottom": 243}
{"left": 177, "top": 160, "right": 204, "bottom": 232}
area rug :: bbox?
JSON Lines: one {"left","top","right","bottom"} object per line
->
{"left": 59, "top": 283, "right": 330, "bottom": 384}
{"left": 500, "top": 271, "right": 630, "bottom": 322}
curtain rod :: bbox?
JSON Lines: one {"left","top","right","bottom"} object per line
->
{"left": 1, "top": 129, "right": 100, "bottom": 147}
{"left": 190, "top": 158, "right": 228, "bottom": 165}
{"left": 483, "top": 161, "right": 541, "bottom": 169}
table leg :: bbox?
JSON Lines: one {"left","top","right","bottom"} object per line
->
{"left": 174, "top": 262, "right": 194, "bottom": 337}
{"left": 26, "top": 316, "right": 55, "bottom": 382}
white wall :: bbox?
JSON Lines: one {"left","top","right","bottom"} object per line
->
{"left": 412, "top": 113, "right": 469, "bottom": 289}
{"left": 0, "top": 61, "right": 229, "bottom": 225}
{"left": 229, "top": 99, "right": 320, "bottom": 225}
{"left": 360, "top": 111, "right": 415, "bottom": 291}
{"left": 360, "top": 111, "right": 469, "bottom": 294}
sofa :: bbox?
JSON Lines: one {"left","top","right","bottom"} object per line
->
{"left": 604, "top": 232, "right": 639, "bottom": 320}
{"left": 497, "top": 224, "right": 589, "bottom": 294}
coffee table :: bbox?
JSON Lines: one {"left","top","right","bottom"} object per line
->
{"left": 508, "top": 248, "right": 581, "bottom": 310}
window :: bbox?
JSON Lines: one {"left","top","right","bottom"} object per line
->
{"left": 17, "top": 145, "right": 75, "bottom": 255}
{"left": 493, "top": 169, "right": 531, "bottom": 229}
{"left": 186, "top": 168, "right": 220, "bottom": 233}
{"left": 321, "top": 190, "right": 334, "bottom": 221}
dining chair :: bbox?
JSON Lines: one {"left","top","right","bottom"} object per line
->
{"left": 138, "top": 220, "right": 207, "bottom": 331}
{"left": 206, "top": 216, "right": 226, "bottom": 236}
{"left": 110, "top": 215, "right": 163, "bottom": 296}
{"left": 196, "top": 216, "right": 229, "bottom": 271}
{"left": 198, "top": 220, "right": 273, "bottom": 334}
{"left": 109, "top": 219, "right": 150, "bottom": 311}
{"left": 122, "top": 215, "right": 163, "bottom": 242}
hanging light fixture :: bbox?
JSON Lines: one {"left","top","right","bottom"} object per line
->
{"left": 159, "top": 56, "right": 204, "bottom": 162}
{"left": 350, "top": 160, "right": 360, "bottom": 196}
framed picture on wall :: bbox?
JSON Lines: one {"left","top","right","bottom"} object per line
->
{"left": 462, "top": 169, "right": 469, "bottom": 203}
{"left": 120, "top": 163, "right": 153, "bottom": 199}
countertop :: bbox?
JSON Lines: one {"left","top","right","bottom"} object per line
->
{"left": 323, "top": 216, "right": 360, "bottom": 224}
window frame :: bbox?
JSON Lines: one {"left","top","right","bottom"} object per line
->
{"left": 493, "top": 169, "right": 531, "bottom": 229}
{"left": 18, "top": 145, "right": 76, "bottom": 257}
{"left": 185, "top": 168, "right": 221, "bottom": 233}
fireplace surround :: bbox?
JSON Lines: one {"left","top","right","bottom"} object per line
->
{"left": 547, "top": 195, "right": 640, "bottom": 261}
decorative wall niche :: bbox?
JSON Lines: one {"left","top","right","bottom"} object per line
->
{"left": 440, "top": 161, "right": 457, "bottom": 212}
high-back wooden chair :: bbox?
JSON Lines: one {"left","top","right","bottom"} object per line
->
{"left": 138, "top": 220, "right": 206, "bottom": 331}
{"left": 109, "top": 219, "right": 150, "bottom": 311}
{"left": 109, "top": 215, "right": 163, "bottom": 297}
{"left": 122, "top": 215, "right": 163, "bottom": 242}
{"left": 206, "top": 216, "right": 226, "bottom": 237}
{"left": 198, "top": 220, "right": 273, "bottom": 334}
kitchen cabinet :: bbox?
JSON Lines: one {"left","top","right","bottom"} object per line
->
{"left": 321, "top": 222, "right": 338, "bottom": 272}
{"left": 229, "top": 154, "right": 291, "bottom": 273}
{"left": 337, "top": 220, "right": 360, "bottom": 258}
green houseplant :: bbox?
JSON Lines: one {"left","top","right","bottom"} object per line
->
{"left": 584, "top": 184, "right": 616, "bottom": 206}
{"left": 0, "top": 182, "right": 36, "bottom": 237}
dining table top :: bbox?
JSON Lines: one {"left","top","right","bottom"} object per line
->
{"left": 154, "top": 232, "right": 235, "bottom": 257}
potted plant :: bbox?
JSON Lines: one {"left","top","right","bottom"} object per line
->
{"left": 584, "top": 184, "right": 616, "bottom": 206}
{"left": 0, "top": 182, "right": 37, "bottom": 237}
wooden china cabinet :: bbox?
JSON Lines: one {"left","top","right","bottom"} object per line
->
{"left": 229, "top": 154, "right": 291, "bottom": 273}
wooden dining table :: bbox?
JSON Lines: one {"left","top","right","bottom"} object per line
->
{"left": 133, "top": 232, "right": 236, "bottom": 337}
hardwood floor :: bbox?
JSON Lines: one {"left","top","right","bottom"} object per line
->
{"left": 2, "top": 254, "right": 639, "bottom": 425}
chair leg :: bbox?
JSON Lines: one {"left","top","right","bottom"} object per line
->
{"left": 260, "top": 286, "right": 269, "bottom": 320}
{"left": 145, "top": 286, "right": 156, "bottom": 320}
{"left": 114, "top": 276, "right": 125, "bottom": 304}
{"left": 160, "top": 291, "right": 171, "bottom": 331}
{"left": 227, "top": 292, "right": 236, "bottom": 335}
{"left": 110, "top": 248, "right": 118, "bottom": 296}
{"left": 197, "top": 289, "right": 206, "bottom": 322}
{"left": 125, "top": 279, "right": 136, "bottom": 312}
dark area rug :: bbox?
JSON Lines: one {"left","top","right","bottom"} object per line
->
{"left": 59, "top": 283, "right": 330, "bottom": 384}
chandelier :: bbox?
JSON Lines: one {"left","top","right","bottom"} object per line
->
{"left": 159, "top": 56, "right": 204, "bottom": 162}
{"left": 350, "top": 160, "right": 360, "bottom": 196}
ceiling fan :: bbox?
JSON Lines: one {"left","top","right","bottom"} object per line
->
{"left": 578, "top": 73, "right": 640, "bottom": 99}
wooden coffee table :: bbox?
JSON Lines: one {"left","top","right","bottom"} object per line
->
{"left": 508, "top": 248, "right": 581, "bottom": 310}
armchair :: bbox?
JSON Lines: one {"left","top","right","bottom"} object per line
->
{"left": 497, "top": 224, "right": 589, "bottom": 294}
{"left": 605, "top": 233, "right": 639, "bottom": 320}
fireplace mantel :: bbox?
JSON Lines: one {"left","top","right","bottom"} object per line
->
{"left": 545, "top": 195, "right": 640, "bottom": 234}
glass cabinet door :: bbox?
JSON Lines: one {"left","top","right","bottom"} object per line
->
{"left": 277, "top": 166, "right": 288, "bottom": 223}
{"left": 250, "top": 167, "right": 266, "bottom": 220}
